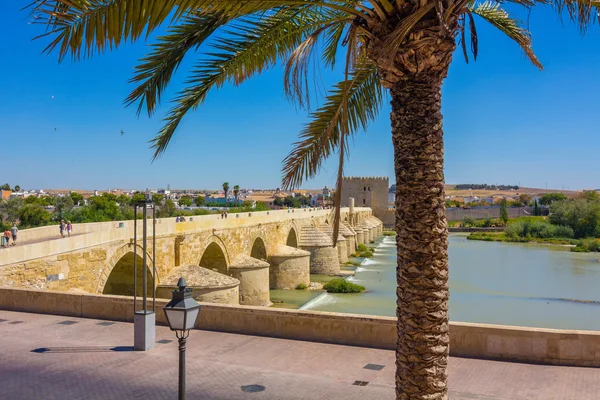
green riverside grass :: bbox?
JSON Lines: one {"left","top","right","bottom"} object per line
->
{"left": 323, "top": 278, "right": 365, "bottom": 293}
{"left": 295, "top": 283, "right": 308, "bottom": 290}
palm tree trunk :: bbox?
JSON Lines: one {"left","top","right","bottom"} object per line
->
{"left": 391, "top": 78, "right": 449, "bottom": 400}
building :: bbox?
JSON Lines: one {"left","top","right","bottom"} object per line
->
{"left": 341, "top": 176, "right": 394, "bottom": 226}
{"left": 1, "top": 190, "right": 12, "bottom": 200}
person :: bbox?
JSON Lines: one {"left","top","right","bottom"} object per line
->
{"left": 67, "top": 221, "right": 72, "bottom": 237}
{"left": 10, "top": 223, "right": 18, "bottom": 246}
{"left": 59, "top": 220, "right": 65, "bottom": 238}
{"left": 3, "top": 229, "right": 11, "bottom": 247}
{"left": 175, "top": 216, "right": 180, "bottom": 223}
{"left": 225, "top": 211, "right": 228, "bottom": 219}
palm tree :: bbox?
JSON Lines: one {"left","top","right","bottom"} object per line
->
{"left": 14, "top": 185, "right": 21, "bottom": 193}
{"left": 31, "top": 1, "right": 598, "bottom": 398}
{"left": 222, "top": 182, "right": 230, "bottom": 206}
{"left": 233, "top": 185, "right": 240, "bottom": 205}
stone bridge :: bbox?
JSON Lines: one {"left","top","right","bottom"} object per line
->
{"left": 0, "top": 207, "right": 382, "bottom": 307}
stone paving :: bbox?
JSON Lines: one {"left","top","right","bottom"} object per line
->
{"left": 1, "top": 310, "right": 599, "bottom": 399}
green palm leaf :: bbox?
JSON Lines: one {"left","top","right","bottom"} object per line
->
{"left": 470, "top": 1, "right": 542, "bottom": 69}
{"left": 282, "top": 62, "right": 384, "bottom": 190}
{"left": 150, "top": 7, "right": 340, "bottom": 158}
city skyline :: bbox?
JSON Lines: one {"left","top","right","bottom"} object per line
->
{"left": 2, "top": 3, "right": 600, "bottom": 190}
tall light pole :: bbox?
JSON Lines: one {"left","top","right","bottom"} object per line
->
{"left": 163, "top": 278, "right": 202, "bottom": 400}
{"left": 133, "top": 192, "right": 156, "bottom": 351}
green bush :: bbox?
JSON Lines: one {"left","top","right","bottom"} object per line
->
{"left": 505, "top": 220, "right": 574, "bottom": 240}
{"left": 462, "top": 216, "right": 475, "bottom": 227}
{"left": 357, "top": 243, "right": 368, "bottom": 252}
{"left": 295, "top": 283, "right": 308, "bottom": 290}
{"left": 382, "top": 230, "right": 396, "bottom": 236}
{"left": 323, "top": 278, "right": 365, "bottom": 293}
{"left": 344, "top": 261, "right": 361, "bottom": 267}
{"left": 572, "top": 238, "right": 600, "bottom": 253}
{"left": 361, "top": 250, "right": 373, "bottom": 258}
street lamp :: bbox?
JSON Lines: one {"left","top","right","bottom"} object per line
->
{"left": 163, "top": 278, "right": 201, "bottom": 400}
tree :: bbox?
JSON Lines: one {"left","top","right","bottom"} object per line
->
{"left": 194, "top": 196, "right": 206, "bottom": 207}
{"left": 152, "top": 194, "right": 164, "bottom": 205}
{"left": 539, "top": 193, "right": 567, "bottom": 206}
{"left": 179, "top": 196, "right": 193, "bottom": 207}
{"left": 117, "top": 194, "right": 131, "bottom": 206}
{"left": 0, "top": 197, "right": 24, "bottom": 222}
{"left": 70, "top": 192, "right": 84, "bottom": 206}
{"left": 222, "top": 182, "right": 230, "bottom": 206}
{"left": 18, "top": 204, "right": 51, "bottom": 228}
{"left": 518, "top": 194, "right": 533, "bottom": 206}
{"left": 54, "top": 196, "right": 75, "bottom": 217}
{"left": 500, "top": 199, "right": 509, "bottom": 225}
{"left": 1, "top": 183, "right": 10, "bottom": 191}
{"left": 158, "top": 199, "right": 177, "bottom": 218}
{"left": 233, "top": 185, "right": 240, "bottom": 204}
{"left": 130, "top": 192, "right": 146, "bottom": 205}
{"left": 14, "top": 185, "right": 21, "bottom": 192}
{"left": 533, "top": 199, "right": 541, "bottom": 216}
{"left": 32, "top": 1, "right": 599, "bottom": 397}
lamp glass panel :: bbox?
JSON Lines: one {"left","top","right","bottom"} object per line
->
{"left": 185, "top": 307, "right": 200, "bottom": 330}
{"left": 164, "top": 308, "right": 185, "bottom": 331}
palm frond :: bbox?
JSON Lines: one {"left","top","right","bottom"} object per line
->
{"left": 31, "top": 0, "right": 367, "bottom": 62}
{"left": 284, "top": 20, "right": 346, "bottom": 108}
{"left": 126, "top": 13, "right": 230, "bottom": 117}
{"left": 281, "top": 62, "right": 384, "bottom": 190}
{"left": 470, "top": 1, "right": 542, "bottom": 69}
{"left": 150, "top": 8, "right": 339, "bottom": 159}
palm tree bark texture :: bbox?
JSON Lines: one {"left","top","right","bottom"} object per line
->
{"left": 389, "top": 72, "right": 453, "bottom": 399}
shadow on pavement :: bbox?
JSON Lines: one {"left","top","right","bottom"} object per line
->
{"left": 31, "top": 346, "right": 135, "bottom": 353}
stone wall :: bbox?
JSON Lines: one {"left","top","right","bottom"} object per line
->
{"left": 2, "top": 287, "right": 600, "bottom": 367}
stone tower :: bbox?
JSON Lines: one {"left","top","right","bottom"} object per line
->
{"left": 341, "top": 176, "right": 393, "bottom": 226}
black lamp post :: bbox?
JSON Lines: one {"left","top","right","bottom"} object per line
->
{"left": 163, "top": 278, "right": 201, "bottom": 400}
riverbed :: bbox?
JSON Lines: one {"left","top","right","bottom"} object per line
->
{"left": 294, "top": 233, "right": 600, "bottom": 330}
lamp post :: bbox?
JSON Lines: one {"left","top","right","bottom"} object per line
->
{"left": 163, "top": 278, "right": 201, "bottom": 400}
{"left": 133, "top": 191, "right": 156, "bottom": 351}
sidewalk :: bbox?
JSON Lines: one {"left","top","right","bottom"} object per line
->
{"left": 0, "top": 310, "right": 599, "bottom": 399}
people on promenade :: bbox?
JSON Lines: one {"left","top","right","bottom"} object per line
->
{"left": 3, "top": 228, "right": 11, "bottom": 247}
{"left": 175, "top": 216, "right": 180, "bottom": 222}
{"left": 59, "top": 220, "right": 65, "bottom": 238}
{"left": 10, "top": 223, "right": 18, "bottom": 246}
{"left": 67, "top": 221, "right": 72, "bottom": 237}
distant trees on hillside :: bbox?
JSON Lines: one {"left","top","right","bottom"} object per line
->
{"left": 454, "top": 184, "right": 519, "bottom": 191}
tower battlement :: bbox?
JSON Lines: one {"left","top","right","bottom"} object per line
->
{"left": 342, "top": 176, "right": 389, "bottom": 182}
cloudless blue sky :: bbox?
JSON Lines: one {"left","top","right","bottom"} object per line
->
{"left": 1, "top": 1, "right": 599, "bottom": 191}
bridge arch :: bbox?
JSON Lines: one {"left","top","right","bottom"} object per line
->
{"left": 251, "top": 237, "right": 268, "bottom": 261}
{"left": 199, "top": 236, "right": 230, "bottom": 275}
{"left": 98, "top": 244, "right": 155, "bottom": 296}
{"left": 286, "top": 227, "right": 298, "bottom": 248}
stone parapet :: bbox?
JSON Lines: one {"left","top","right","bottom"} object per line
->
{"left": 3, "top": 287, "right": 600, "bottom": 367}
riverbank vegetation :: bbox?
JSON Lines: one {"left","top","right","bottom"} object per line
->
{"left": 350, "top": 243, "right": 375, "bottom": 258}
{"left": 382, "top": 230, "right": 396, "bottom": 236}
{"left": 468, "top": 192, "right": 600, "bottom": 252}
{"left": 323, "top": 278, "right": 365, "bottom": 294}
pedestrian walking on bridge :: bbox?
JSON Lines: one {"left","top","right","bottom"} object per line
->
{"left": 10, "top": 223, "right": 18, "bottom": 246}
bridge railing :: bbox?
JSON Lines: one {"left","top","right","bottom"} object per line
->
{"left": 1, "top": 207, "right": 373, "bottom": 266}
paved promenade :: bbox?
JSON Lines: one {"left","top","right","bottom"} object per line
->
{"left": 1, "top": 310, "right": 599, "bottom": 399}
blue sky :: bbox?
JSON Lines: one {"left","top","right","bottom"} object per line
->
{"left": 1, "top": 2, "right": 599, "bottom": 191}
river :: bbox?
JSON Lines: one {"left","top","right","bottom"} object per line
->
{"left": 297, "top": 233, "right": 600, "bottom": 331}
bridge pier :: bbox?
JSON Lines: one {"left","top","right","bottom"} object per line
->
{"left": 299, "top": 226, "right": 340, "bottom": 275}
{"left": 156, "top": 265, "right": 240, "bottom": 305}
{"left": 229, "top": 255, "right": 271, "bottom": 307}
{"left": 340, "top": 223, "right": 357, "bottom": 257}
{"left": 355, "top": 228, "right": 365, "bottom": 245}
{"left": 269, "top": 245, "right": 310, "bottom": 290}
{"left": 317, "top": 225, "right": 348, "bottom": 264}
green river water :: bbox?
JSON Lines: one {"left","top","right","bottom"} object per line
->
{"left": 273, "top": 234, "right": 600, "bottom": 331}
